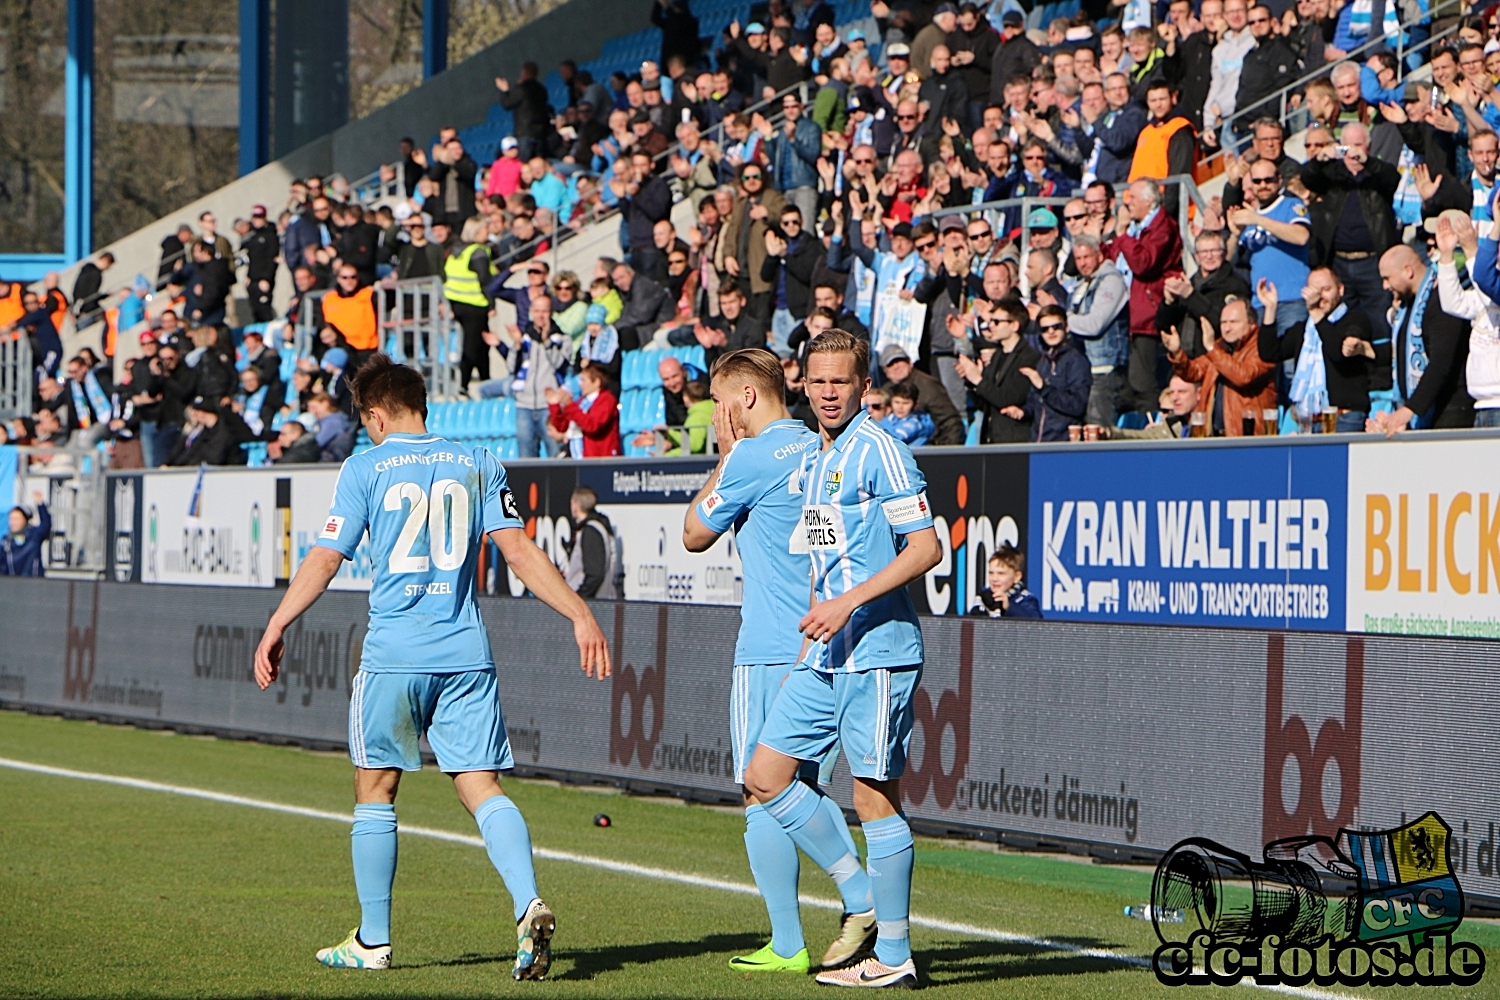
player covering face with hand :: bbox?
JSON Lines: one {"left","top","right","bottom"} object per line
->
{"left": 253, "top": 354, "right": 610, "bottom": 981}
{"left": 745, "top": 332, "right": 942, "bottom": 989}
{"left": 684, "top": 349, "right": 877, "bottom": 975}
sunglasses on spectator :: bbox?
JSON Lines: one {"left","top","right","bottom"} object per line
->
{"left": 1249, "top": 175, "right": 1279, "bottom": 184}
{"left": 1038, "top": 322, "right": 1066, "bottom": 333}
{"left": 1248, "top": 14, "right": 1269, "bottom": 23}
{"left": 1023, "top": 153, "right": 1046, "bottom": 161}
{"left": 968, "top": 229, "right": 992, "bottom": 239}
{"left": 1064, "top": 212, "right": 1089, "bottom": 222}
{"left": 913, "top": 239, "right": 938, "bottom": 250}
{"left": 743, "top": 172, "right": 762, "bottom": 180}
{"left": 867, "top": 401, "right": 888, "bottom": 411}
{"left": 896, "top": 113, "right": 918, "bottom": 121}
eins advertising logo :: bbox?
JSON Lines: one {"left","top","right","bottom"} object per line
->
{"left": 1150, "top": 813, "right": 1485, "bottom": 988}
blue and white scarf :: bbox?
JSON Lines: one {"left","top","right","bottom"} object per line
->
{"left": 580, "top": 323, "right": 619, "bottom": 365}
{"left": 1346, "top": 0, "right": 1398, "bottom": 40}
{"left": 511, "top": 331, "right": 568, "bottom": 394}
{"left": 241, "top": 384, "right": 270, "bottom": 437}
{"left": 1290, "top": 303, "right": 1346, "bottom": 419}
{"left": 1473, "top": 172, "right": 1497, "bottom": 239}
{"left": 567, "top": 391, "right": 598, "bottom": 458}
{"left": 1390, "top": 265, "right": 1436, "bottom": 413}
{"left": 1392, "top": 146, "right": 1425, "bottom": 227}
{"left": 69, "top": 370, "right": 112, "bottom": 429}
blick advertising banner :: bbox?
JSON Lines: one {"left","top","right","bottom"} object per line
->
{"left": 1027, "top": 445, "right": 1348, "bottom": 630}
{"left": 1346, "top": 438, "right": 1500, "bottom": 638}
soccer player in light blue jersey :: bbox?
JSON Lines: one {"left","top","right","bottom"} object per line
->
{"left": 252, "top": 356, "right": 610, "bottom": 980}
{"left": 746, "top": 331, "right": 941, "bottom": 990}
{"left": 683, "top": 349, "right": 876, "bottom": 975}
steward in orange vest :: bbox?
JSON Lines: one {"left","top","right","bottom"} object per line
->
{"left": 1128, "top": 84, "right": 1198, "bottom": 216}
{"left": 320, "top": 273, "right": 379, "bottom": 352}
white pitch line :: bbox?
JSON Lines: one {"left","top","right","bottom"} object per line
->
{"left": 0, "top": 755, "right": 1354, "bottom": 999}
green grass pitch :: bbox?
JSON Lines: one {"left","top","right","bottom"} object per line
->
{"left": 0, "top": 709, "right": 1495, "bottom": 999}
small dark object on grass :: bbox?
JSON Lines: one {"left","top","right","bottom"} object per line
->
{"left": 593, "top": 813, "right": 612, "bottom": 827}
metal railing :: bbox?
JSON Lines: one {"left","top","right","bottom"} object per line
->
{"left": 11, "top": 445, "right": 108, "bottom": 575}
{"left": 929, "top": 175, "right": 1212, "bottom": 274}
{"left": 1207, "top": 2, "right": 1463, "bottom": 162}
{"left": 377, "top": 276, "right": 461, "bottom": 399}
{"left": 0, "top": 332, "right": 33, "bottom": 421}
{"left": 294, "top": 276, "right": 463, "bottom": 400}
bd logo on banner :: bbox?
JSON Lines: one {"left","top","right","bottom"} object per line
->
{"left": 1028, "top": 446, "right": 1347, "bottom": 629}
{"left": 1346, "top": 439, "right": 1500, "bottom": 637}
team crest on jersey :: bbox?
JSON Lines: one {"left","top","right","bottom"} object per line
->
{"left": 1293, "top": 203, "right": 1307, "bottom": 216}
{"left": 824, "top": 470, "right": 843, "bottom": 496}
{"left": 501, "top": 488, "right": 520, "bottom": 521}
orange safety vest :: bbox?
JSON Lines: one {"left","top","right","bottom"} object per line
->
{"left": 0, "top": 283, "right": 25, "bottom": 328}
{"left": 104, "top": 307, "right": 120, "bottom": 358}
{"left": 320, "top": 285, "right": 379, "bottom": 350}
{"left": 45, "top": 288, "right": 68, "bottom": 335}
{"left": 1128, "top": 116, "right": 1195, "bottom": 184}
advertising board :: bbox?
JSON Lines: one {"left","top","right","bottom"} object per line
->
{"left": 4, "top": 578, "right": 1498, "bottom": 908}
{"left": 1028, "top": 444, "right": 1348, "bottom": 630}
{"left": 1345, "top": 438, "right": 1500, "bottom": 638}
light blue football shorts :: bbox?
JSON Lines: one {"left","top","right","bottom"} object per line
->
{"left": 731, "top": 662, "right": 842, "bottom": 786}
{"left": 348, "top": 668, "right": 514, "bottom": 773}
{"left": 756, "top": 662, "right": 922, "bottom": 782}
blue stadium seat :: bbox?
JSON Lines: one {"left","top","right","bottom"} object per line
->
{"left": 965, "top": 413, "right": 982, "bottom": 446}
{"left": 668, "top": 345, "right": 706, "bottom": 378}
{"left": 1116, "top": 411, "right": 1150, "bottom": 430}
{"left": 496, "top": 397, "right": 517, "bottom": 437}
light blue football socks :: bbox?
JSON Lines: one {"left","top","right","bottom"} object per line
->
{"left": 763, "top": 781, "right": 874, "bottom": 915}
{"left": 351, "top": 803, "right": 398, "bottom": 947}
{"left": 744, "top": 804, "right": 806, "bottom": 958}
{"left": 474, "top": 795, "right": 540, "bottom": 921}
{"left": 862, "top": 814, "right": 914, "bottom": 967}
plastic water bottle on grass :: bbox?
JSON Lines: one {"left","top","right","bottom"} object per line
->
{"left": 1124, "top": 904, "right": 1184, "bottom": 923}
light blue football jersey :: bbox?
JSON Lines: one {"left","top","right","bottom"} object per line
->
{"left": 697, "top": 419, "right": 819, "bottom": 665}
{"left": 317, "top": 432, "right": 523, "bottom": 672}
{"left": 798, "top": 411, "right": 933, "bottom": 673}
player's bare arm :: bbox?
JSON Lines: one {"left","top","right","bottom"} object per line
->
{"left": 683, "top": 390, "right": 744, "bottom": 552}
{"left": 799, "top": 527, "right": 941, "bottom": 643}
{"left": 254, "top": 546, "right": 345, "bottom": 689}
{"left": 491, "top": 526, "right": 611, "bottom": 679}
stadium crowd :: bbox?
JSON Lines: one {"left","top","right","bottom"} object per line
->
{"left": 10, "top": 0, "right": 1500, "bottom": 467}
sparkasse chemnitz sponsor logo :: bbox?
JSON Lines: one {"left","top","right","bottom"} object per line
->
{"left": 1151, "top": 812, "right": 1484, "bottom": 987}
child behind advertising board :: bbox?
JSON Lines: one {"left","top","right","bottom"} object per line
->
{"left": 879, "top": 380, "right": 937, "bottom": 446}
{"left": 969, "top": 544, "right": 1042, "bottom": 619}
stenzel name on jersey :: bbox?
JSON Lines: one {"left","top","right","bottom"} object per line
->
{"left": 803, "top": 505, "right": 840, "bottom": 549}
{"left": 404, "top": 581, "right": 454, "bottom": 596}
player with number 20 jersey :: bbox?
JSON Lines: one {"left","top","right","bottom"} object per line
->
{"left": 254, "top": 356, "right": 610, "bottom": 983}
